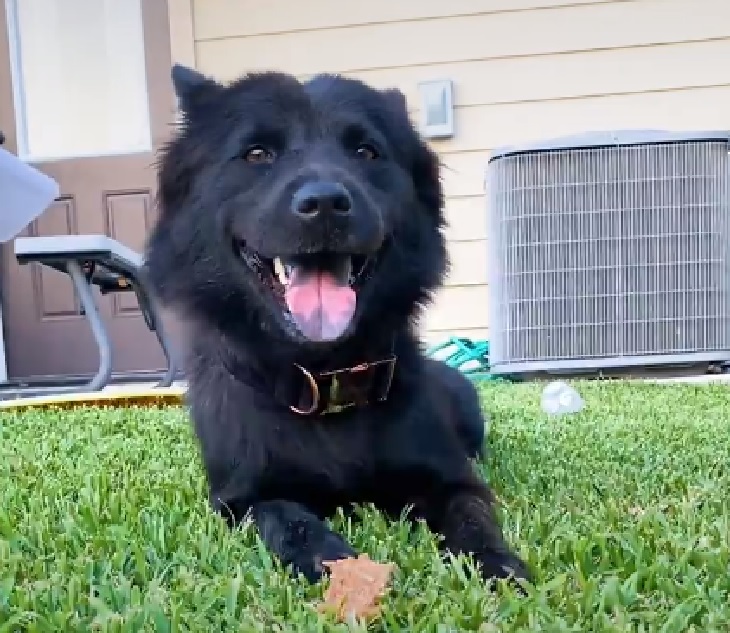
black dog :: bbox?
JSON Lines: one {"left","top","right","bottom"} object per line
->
{"left": 144, "top": 64, "right": 530, "bottom": 586}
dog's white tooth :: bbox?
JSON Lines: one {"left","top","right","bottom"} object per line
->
{"left": 273, "top": 257, "right": 288, "bottom": 285}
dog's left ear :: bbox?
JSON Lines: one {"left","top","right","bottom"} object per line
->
{"left": 171, "top": 63, "right": 222, "bottom": 117}
{"left": 381, "top": 89, "right": 444, "bottom": 224}
{"left": 411, "top": 138, "right": 445, "bottom": 226}
{"left": 381, "top": 88, "right": 409, "bottom": 117}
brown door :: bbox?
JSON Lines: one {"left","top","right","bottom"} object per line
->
{"left": 0, "top": 0, "right": 176, "bottom": 381}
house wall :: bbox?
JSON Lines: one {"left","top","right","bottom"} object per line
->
{"left": 184, "top": 0, "right": 730, "bottom": 345}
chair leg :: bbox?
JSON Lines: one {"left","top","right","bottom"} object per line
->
{"left": 67, "top": 261, "right": 113, "bottom": 392}
{"left": 151, "top": 311, "right": 178, "bottom": 388}
{"left": 131, "top": 280, "right": 179, "bottom": 388}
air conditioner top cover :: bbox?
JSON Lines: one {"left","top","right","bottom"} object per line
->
{"left": 488, "top": 129, "right": 730, "bottom": 163}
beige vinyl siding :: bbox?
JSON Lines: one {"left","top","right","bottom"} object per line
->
{"left": 350, "top": 38, "right": 730, "bottom": 108}
{"left": 194, "top": 0, "right": 730, "bottom": 75}
{"left": 424, "top": 286, "right": 491, "bottom": 332}
{"left": 192, "top": 0, "right": 627, "bottom": 40}
{"left": 421, "top": 328, "right": 491, "bottom": 349}
{"left": 442, "top": 196, "right": 489, "bottom": 242}
{"left": 191, "top": 0, "right": 730, "bottom": 344}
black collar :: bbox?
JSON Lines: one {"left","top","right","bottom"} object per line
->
{"left": 224, "top": 341, "right": 398, "bottom": 416}
{"left": 278, "top": 356, "right": 397, "bottom": 415}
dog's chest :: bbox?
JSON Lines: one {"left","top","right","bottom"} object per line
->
{"left": 258, "top": 410, "right": 383, "bottom": 506}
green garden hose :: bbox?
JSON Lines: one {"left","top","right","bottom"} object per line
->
{"left": 425, "top": 337, "right": 518, "bottom": 383}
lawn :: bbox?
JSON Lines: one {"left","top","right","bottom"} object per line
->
{"left": 1, "top": 380, "right": 728, "bottom": 632}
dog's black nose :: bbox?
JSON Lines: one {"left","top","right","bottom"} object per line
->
{"left": 292, "top": 181, "right": 352, "bottom": 218}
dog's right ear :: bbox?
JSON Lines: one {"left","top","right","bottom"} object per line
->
{"left": 171, "top": 64, "right": 222, "bottom": 116}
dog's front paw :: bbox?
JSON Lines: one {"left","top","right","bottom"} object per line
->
{"left": 278, "top": 516, "right": 356, "bottom": 582}
{"left": 251, "top": 500, "right": 358, "bottom": 583}
{"left": 292, "top": 530, "right": 357, "bottom": 582}
{"left": 476, "top": 550, "right": 532, "bottom": 591}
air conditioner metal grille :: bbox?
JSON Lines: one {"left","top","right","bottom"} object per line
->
{"left": 486, "top": 130, "right": 730, "bottom": 375}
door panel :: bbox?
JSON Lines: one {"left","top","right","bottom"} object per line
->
{"left": 0, "top": 0, "right": 176, "bottom": 380}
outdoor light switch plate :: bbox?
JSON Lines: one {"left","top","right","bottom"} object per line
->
{"left": 417, "top": 79, "right": 455, "bottom": 139}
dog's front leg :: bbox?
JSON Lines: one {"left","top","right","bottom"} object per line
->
{"left": 424, "top": 482, "right": 532, "bottom": 587}
{"left": 251, "top": 500, "right": 357, "bottom": 582}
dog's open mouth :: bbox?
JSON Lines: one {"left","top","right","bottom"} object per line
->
{"left": 234, "top": 242, "right": 376, "bottom": 342}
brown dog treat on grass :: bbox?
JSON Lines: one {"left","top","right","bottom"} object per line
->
{"left": 318, "top": 554, "right": 396, "bottom": 622}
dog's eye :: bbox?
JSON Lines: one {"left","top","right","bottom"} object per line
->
{"left": 242, "top": 145, "right": 276, "bottom": 164}
{"left": 355, "top": 143, "right": 379, "bottom": 160}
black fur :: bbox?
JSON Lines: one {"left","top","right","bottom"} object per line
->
{"left": 145, "top": 64, "right": 530, "bottom": 586}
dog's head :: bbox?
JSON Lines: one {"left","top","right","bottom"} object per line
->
{"left": 146, "top": 65, "right": 448, "bottom": 352}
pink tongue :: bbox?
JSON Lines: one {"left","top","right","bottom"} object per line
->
{"left": 284, "top": 269, "right": 356, "bottom": 341}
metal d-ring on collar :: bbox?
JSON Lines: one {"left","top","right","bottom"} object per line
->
{"left": 289, "top": 363, "right": 321, "bottom": 415}
{"left": 288, "top": 356, "right": 397, "bottom": 417}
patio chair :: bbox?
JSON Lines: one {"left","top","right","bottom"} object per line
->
{"left": 14, "top": 234, "right": 179, "bottom": 393}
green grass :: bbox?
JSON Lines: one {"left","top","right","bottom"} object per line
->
{"left": 1, "top": 381, "right": 729, "bottom": 632}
